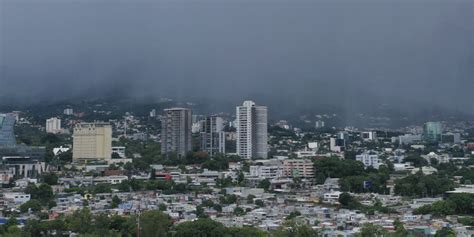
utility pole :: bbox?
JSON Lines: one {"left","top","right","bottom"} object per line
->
{"left": 136, "top": 206, "right": 141, "bottom": 237}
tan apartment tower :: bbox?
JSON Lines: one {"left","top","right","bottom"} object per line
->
{"left": 72, "top": 122, "right": 112, "bottom": 163}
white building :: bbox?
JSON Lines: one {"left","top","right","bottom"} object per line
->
{"left": 361, "top": 131, "right": 377, "bottom": 141}
{"left": 356, "top": 153, "right": 380, "bottom": 169}
{"left": 236, "top": 101, "right": 268, "bottom": 159}
{"left": 112, "top": 146, "right": 126, "bottom": 158}
{"left": 4, "top": 192, "right": 31, "bottom": 205}
{"left": 393, "top": 163, "right": 415, "bottom": 172}
{"left": 394, "top": 134, "right": 422, "bottom": 145}
{"left": 53, "top": 146, "right": 70, "bottom": 156}
{"left": 323, "top": 191, "right": 342, "bottom": 204}
{"left": 63, "top": 108, "right": 73, "bottom": 115}
{"left": 250, "top": 165, "right": 283, "bottom": 179}
{"left": 315, "top": 120, "right": 325, "bottom": 129}
{"left": 294, "top": 150, "right": 317, "bottom": 158}
{"left": 46, "top": 117, "right": 61, "bottom": 134}
{"left": 330, "top": 138, "right": 344, "bottom": 153}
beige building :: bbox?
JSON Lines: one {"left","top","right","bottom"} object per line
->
{"left": 283, "top": 159, "right": 314, "bottom": 178}
{"left": 73, "top": 122, "right": 112, "bottom": 163}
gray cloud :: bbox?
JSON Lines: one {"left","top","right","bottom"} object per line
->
{"left": 0, "top": 0, "right": 473, "bottom": 115}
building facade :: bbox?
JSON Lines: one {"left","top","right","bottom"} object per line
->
{"left": 0, "top": 113, "right": 16, "bottom": 147}
{"left": 72, "top": 122, "right": 112, "bottom": 162}
{"left": 161, "top": 108, "right": 192, "bottom": 157}
{"left": 356, "top": 153, "right": 380, "bottom": 169}
{"left": 236, "top": 101, "right": 268, "bottom": 159}
{"left": 46, "top": 117, "right": 62, "bottom": 134}
{"left": 283, "top": 159, "right": 315, "bottom": 178}
{"left": 423, "top": 122, "right": 442, "bottom": 142}
{"left": 200, "top": 115, "right": 226, "bottom": 156}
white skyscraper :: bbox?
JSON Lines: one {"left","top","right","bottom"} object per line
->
{"left": 236, "top": 100, "right": 268, "bottom": 159}
{"left": 46, "top": 117, "right": 61, "bottom": 134}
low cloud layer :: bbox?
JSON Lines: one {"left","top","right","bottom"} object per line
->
{"left": 0, "top": 0, "right": 472, "bottom": 115}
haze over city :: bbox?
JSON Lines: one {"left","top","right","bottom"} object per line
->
{"left": 1, "top": 0, "right": 472, "bottom": 116}
{"left": 1, "top": 0, "right": 474, "bottom": 236}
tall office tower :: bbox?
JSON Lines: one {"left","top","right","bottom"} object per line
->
{"left": 161, "top": 108, "right": 192, "bottom": 157}
{"left": 0, "top": 113, "right": 16, "bottom": 147}
{"left": 72, "top": 122, "right": 112, "bottom": 163}
{"left": 423, "top": 122, "right": 442, "bottom": 142}
{"left": 46, "top": 117, "right": 62, "bottom": 134}
{"left": 200, "top": 116, "right": 226, "bottom": 156}
{"left": 236, "top": 100, "right": 268, "bottom": 159}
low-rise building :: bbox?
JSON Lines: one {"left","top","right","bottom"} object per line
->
{"left": 356, "top": 153, "right": 380, "bottom": 169}
{"left": 283, "top": 159, "right": 314, "bottom": 178}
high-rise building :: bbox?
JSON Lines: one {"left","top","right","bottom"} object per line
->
{"left": 63, "top": 108, "right": 73, "bottom": 115}
{"left": 72, "top": 122, "right": 112, "bottom": 162}
{"left": 0, "top": 113, "right": 16, "bottom": 147}
{"left": 315, "top": 120, "right": 325, "bottom": 129}
{"left": 330, "top": 137, "right": 345, "bottom": 153}
{"left": 1, "top": 113, "right": 46, "bottom": 177}
{"left": 423, "top": 122, "right": 442, "bottom": 142}
{"left": 236, "top": 101, "right": 268, "bottom": 159}
{"left": 200, "top": 116, "right": 225, "bottom": 156}
{"left": 149, "top": 109, "right": 157, "bottom": 118}
{"left": 161, "top": 108, "right": 192, "bottom": 157}
{"left": 46, "top": 117, "right": 62, "bottom": 134}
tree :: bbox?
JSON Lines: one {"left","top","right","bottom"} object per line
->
{"left": 414, "top": 194, "right": 474, "bottom": 216}
{"left": 66, "top": 208, "right": 94, "bottom": 234}
{"left": 286, "top": 211, "right": 301, "bottom": 220}
{"left": 233, "top": 207, "right": 246, "bottom": 216}
{"left": 111, "top": 196, "right": 121, "bottom": 208}
{"left": 313, "top": 157, "right": 365, "bottom": 182}
{"left": 258, "top": 179, "right": 271, "bottom": 191}
{"left": 255, "top": 199, "right": 265, "bottom": 207}
{"left": 158, "top": 203, "right": 167, "bottom": 211}
{"left": 338, "top": 192, "right": 352, "bottom": 207}
{"left": 394, "top": 173, "right": 454, "bottom": 197}
{"left": 429, "top": 200, "right": 456, "bottom": 216}
{"left": 26, "top": 183, "right": 54, "bottom": 203}
{"left": 338, "top": 192, "right": 362, "bottom": 210}
{"left": 213, "top": 204, "right": 222, "bottom": 212}
{"left": 237, "top": 171, "right": 245, "bottom": 185}
{"left": 227, "top": 227, "right": 268, "bottom": 237}
{"left": 273, "top": 220, "right": 320, "bottom": 237}
{"left": 174, "top": 218, "right": 227, "bottom": 237}
{"left": 403, "top": 155, "right": 428, "bottom": 167}
{"left": 19, "top": 199, "right": 42, "bottom": 213}
{"left": 139, "top": 210, "right": 172, "bottom": 237}
{"left": 393, "top": 219, "right": 407, "bottom": 237}
{"left": 42, "top": 173, "right": 58, "bottom": 185}
{"left": 220, "top": 194, "right": 238, "bottom": 205}
{"left": 435, "top": 227, "right": 456, "bottom": 237}
{"left": 356, "top": 223, "right": 388, "bottom": 237}
{"left": 247, "top": 194, "right": 256, "bottom": 204}
{"left": 195, "top": 205, "right": 208, "bottom": 218}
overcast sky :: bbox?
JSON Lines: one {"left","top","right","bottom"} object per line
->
{"left": 0, "top": 0, "right": 472, "bottom": 115}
